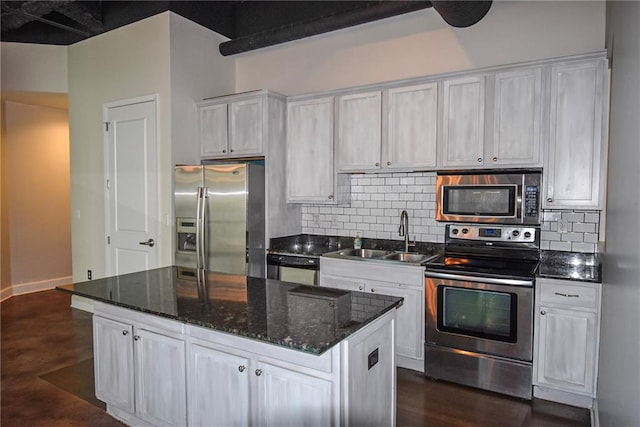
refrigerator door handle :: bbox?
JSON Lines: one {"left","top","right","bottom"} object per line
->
{"left": 196, "top": 186, "right": 207, "bottom": 269}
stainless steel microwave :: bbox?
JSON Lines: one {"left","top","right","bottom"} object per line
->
{"left": 436, "top": 170, "right": 541, "bottom": 225}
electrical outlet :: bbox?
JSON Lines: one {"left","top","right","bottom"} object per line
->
{"left": 557, "top": 219, "right": 569, "bottom": 234}
{"left": 311, "top": 213, "right": 320, "bottom": 227}
{"left": 330, "top": 215, "right": 338, "bottom": 227}
{"left": 87, "top": 270, "right": 92, "bottom": 280}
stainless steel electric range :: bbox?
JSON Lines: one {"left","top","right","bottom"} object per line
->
{"left": 424, "top": 224, "right": 540, "bottom": 400}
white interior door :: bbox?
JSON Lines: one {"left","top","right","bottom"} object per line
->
{"left": 105, "top": 98, "right": 159, "bottom": 276}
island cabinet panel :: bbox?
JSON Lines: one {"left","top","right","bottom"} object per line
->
{"left": 254, "top": 360, "right": 333, "bottom": 427}
{"left": 134, "top": 328, "right": 187, "bottom": 427}
{"left": 93, "top": 316, "right": 135, "bottom": 413}
{"left": 188, "top": 342, "right": 250, "bottom": 427}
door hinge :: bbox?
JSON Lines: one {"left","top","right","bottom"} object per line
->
{"left": 105, "top": 121, "right": 110, "bottom": 132}
{"left": 107, "top": 236, "right": 110, "bottom": 245}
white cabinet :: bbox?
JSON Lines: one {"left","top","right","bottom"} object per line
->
{"left": 440, "top": 67, "right": 543, "bottom": 168}
{"left": 286, "top": 96, "right": 349, "bottom": 204}
{"left": 544, "top": 58, "right": 607, "bottom": 209}
{"left": 188, "top": 339, "right": 332, "bottom": 426}
{"left": 440, "top": 75, "right": 486, "bottom": 168}
{"left": 336, "top": 91, "right": 383, "bottom": 172}
{"left": 335, "top": 83, "right": 438, "bottom": 172}
{"left": 93, "top": 312, "right": 187, "bottom": 427}
{"left": 384, "top": 83, "right": 438, "bottom": 170}
{"left": 198, "top": 90, "right": 284, "bottom": 159}
{"left": 533, "top": 278, "right": 601, "bottom": 408}
{"left": 320, "top": 257, "right": 425, "bottom": 372}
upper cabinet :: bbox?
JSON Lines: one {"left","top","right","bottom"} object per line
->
{"left": 336, "top": 91, "right": 383, "bottom": 172}
{"left": 336, "top": 83, "right": 438, "bottom": 173}
{"left": 384, "top": 83, "right": 438, "bottom": 170}
{"left": 544, "top": 58, "right": 608, "bottom": 209}
{"left": 439, "top": 67, "right": 543, "bottom": 169}
{"left": 198, "top": 90, "right": 282, "bottom": 159}
{"left": 287, "top": 96, "right": 349, "bottom": 204}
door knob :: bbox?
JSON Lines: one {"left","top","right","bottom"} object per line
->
{"left": 139, "top": 239, "right": 155, "bottom": 247}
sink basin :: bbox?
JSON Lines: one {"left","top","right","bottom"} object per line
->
{"left": 331, "top": 248, "right": 393, "bottom": 258}
{"left": 381, "top": 252, "right": 429, "bottom": 263}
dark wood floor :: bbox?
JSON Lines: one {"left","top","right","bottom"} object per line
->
{"left": 1, "top": 290, "right": 590, "bottom": 426}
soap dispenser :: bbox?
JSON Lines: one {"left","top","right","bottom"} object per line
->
{"left": 354, "top": 233, "right": 363, "bottom": 249}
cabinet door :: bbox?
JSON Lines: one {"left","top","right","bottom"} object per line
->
{"left": 492, "top": 67, "right": 543, "bottom": 166}
{"left": 384, "top": 83, "right": 438, "bottom": 170}
{"left": 440, "top": 76, "right": 485, "bottom": 168}
{"left": 369, "top": 282, "right": 423, "bottom": 361}
{"left": 253, "top": 361, "right": 333, "bottom": 427}
{"left": 230, "top": 97, "right": 264, "bottom": 156}
{"left": 188, "top": 342, "right": 250, "bottom": 427}
{"left": 337, "top": 91, "right": 382, "bottom": 172}
{"left": 93, "top": 316, "right": 135, "bottom": 412}
{"left": 545, "top": 59, "right": 606, "bottom": 209}
{"left": 134, "top": 328, "right": 187, "bottom": 427}
{"left": 287, "top": 97, "right": 336, "bottom": 203}
{"left": 200, "top": 103, "right": 229, "bottom": 157}
{"left": 536, "top": 307, "right": 597, "bottom": 395}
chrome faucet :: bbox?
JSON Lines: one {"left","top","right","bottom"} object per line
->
{"left": 399, "top": 210, "right": 414, "bottom": 252}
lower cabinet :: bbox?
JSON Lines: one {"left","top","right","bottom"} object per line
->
{"left": 93, "top": 313, "right": 187, "bottom": 427}
{"left": 188, "top": 340, "right": 333, "bottom": 426}
{"left": 533, "top": 278, "right": 601, "bottom": 408}
{"left": 320, "top": 257, "right": 425, "bottom": 372}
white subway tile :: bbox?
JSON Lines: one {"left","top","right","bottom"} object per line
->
{"left": 584, "top": 213, "right": 600, "bottom": 223}
{"left": 571, "top": 242, "right": 596, "bottom": 253}
{"left": 573, "top": 222, "right": 597, "bottom": 233}
{"left": 550, "top": 241, "right": 572, "bottom": 251}
{"left": 562, "top": 212, "right": 585, "bottom": 222}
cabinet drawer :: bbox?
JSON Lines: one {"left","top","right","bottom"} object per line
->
{"left": 538, "top": 282, "right": 598, "bottom": 309}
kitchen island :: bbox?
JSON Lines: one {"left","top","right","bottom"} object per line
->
{"left": 57, "top": 266, "right": 402, "bottom": 427}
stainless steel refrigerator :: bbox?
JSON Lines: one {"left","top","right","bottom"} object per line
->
{"left": 174, "top": 163, "right": 265, "bottom": 277}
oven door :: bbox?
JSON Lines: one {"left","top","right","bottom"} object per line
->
{"left": 425, "top": 273, "right": 533, "bottom": 361}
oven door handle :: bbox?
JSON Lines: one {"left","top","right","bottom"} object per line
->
{"left": 424, "top": 271, "right": 533, "bottom": 287}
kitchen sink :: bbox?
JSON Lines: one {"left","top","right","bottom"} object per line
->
{"left": 323, "top": 248, "right": 434, "bottom": 265}
{"left": 330, "top": 248, "right": 393, "bottom": 258}
{"left": 380, "top": 252, "right": 430, "bottom": 263}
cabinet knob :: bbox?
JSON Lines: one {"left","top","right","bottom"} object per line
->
{"left": 375, "top": 162, "right": 380, "bottom": 167}
{"left": 255, "top": 369, "right": 263, "bottom": 377}
{"left": 358, "top": 285, "right": 364, "bottom": 291}
{"left": 477, "top": 157, "right": 483, "bottom": 163}
{"left": 492, "top": 156, "right": 498, "bottom": 162}
{"left": 387, "top": 161, "right": 391, "bottom": 166}
{"left": 547, "top": 198, "right": 553, "bottom": 203}
{"left": 122, "top": 330, "right": 129, "bottom": 336}
{"left": 222, "top": 149, "right": 227, "bottom": 154}
{"left": 370, "top": 288, "right": 375, "bottom": 293}
{"left": 133, "top": 335, "right": 140, "bottom": 341}
{"left": 540, "top": 310, "right": 546, "bottom": 315}
{"left": 230, "top": 149, "right": 234, "bottom": 153}
{"left": 328, "top": 195, "right": 334, "bottom": 200}
{"left": 238, "top": 365, "right": 246, "bottom": 373}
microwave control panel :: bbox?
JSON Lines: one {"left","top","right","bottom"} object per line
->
{"left": 524, "top": 185, "right": 539, "bottom": 217}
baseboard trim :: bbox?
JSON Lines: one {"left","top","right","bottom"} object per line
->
{"left": 0, "top": 276, "right": 72, "bottom": 302}
{"left": 591, "top": 398, "right": 600, "bottom": 427}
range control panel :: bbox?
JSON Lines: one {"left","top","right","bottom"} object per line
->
{"left": 447, "top": 225, "right": 537, "bottom": 243}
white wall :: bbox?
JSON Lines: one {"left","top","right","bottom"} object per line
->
{"left": 598, "top": 2, "right": 640, "bottom": 426}
{"left": 235, "top": 1, "right": 605, "bottom": 95}
{"left": 68, "top": 13, "right": 173, "bottom": 281}
{"left": 169, "top": 13, "right": 235, "bottom": 166}
{"left": 1, "top": 42, "right": 68, "bottom": 93}
{"left": 1, "top": 101, "right": 71, "bottom": 299}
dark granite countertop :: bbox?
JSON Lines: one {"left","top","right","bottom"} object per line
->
{"left": 537, "top": 250, "right": 602, "bottom": 283}
{"left": 57, "top": 266, "right": 402, "bottom": 355}
{"left": 268, "top": 233, "right": 443, "bottom": 258}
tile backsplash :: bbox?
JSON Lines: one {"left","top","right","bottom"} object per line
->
{"left": 301, "top": 172, "right": 602, "bottom": 253}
